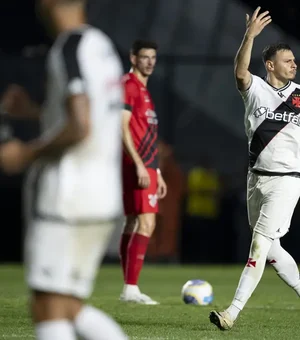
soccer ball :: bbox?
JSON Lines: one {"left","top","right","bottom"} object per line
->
{"left": 181, "top": 279, "right": 213, "bottom": 305}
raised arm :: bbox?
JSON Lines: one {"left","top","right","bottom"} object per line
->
{"left": 234, "top": 6, "right": 272, "bottom": 91}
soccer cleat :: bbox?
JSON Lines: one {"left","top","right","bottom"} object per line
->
{"left": 119, "top": 292, "right": 159, "bottom": 305}
{"left": 209, "top": 310, "right": 234, "bottom": 330}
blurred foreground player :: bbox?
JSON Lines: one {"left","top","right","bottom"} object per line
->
{"left": 0, "top": 0, "right": 127, "bottom": 339}
{"left": 120, "top": 40, "right": 167, "bottom": 304}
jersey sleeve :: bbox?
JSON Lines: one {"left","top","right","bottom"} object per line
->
{"left": 61, "top": 33, "right": 86, "bottom": 97}
{"left": 239, "top": 74, "right": 261, "bottom": 102}
{"left": 124, "top": 81, "right": 139, "bottom": 112}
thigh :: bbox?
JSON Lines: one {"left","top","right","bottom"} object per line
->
{"left": 254, "top": 176, "right": 300, "bottom": 239}
{"left": 247, "top": 172, "right": 261, "bottom": 230}
{"left": 24, "top": 219, "right": 116, "bottom": 299}
{"left": 123, "top": 167, "right": 158, "bottom": 215}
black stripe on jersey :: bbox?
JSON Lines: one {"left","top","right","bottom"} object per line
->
{"left": 62, "top": 33, "right": 84, "bottom": 82}
{"left": 137, "top": 126, "right": 152, "bottom": 154}
{"left": 124, "top": 104, "right": 132, "bottom": 111}
{"left": 249, "top": 88, "right": 300, "bottom": 168}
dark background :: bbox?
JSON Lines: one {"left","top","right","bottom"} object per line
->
{"left": 1, "top": 0, "right": 300, "bottom": 264}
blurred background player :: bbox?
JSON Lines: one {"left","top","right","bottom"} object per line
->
{"left": 0, "top": 0, "right": 127, "bottom": 339}
{"left": 120, "top": 40, "right": 167, "bottom": 304}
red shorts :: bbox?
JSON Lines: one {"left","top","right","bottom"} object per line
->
{"left": 122, "top": 166, "right": 158, "bottom": 215}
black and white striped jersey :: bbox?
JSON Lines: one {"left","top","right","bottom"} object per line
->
{"left": 241, "top": 74, "right": 300, "bottom": 174}
{"left": 32, "top": 25, "right": 124, "bottom": 221}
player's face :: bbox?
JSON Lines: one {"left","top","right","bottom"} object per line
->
{"left": 271, "top": 50, "right": 297, "bottom": 81}
{"left": 132, "top": 48, "right": 157, "bottom": 77}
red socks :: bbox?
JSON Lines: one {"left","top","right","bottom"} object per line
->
{"left": 119, "top": 233, "right": 150, "bottom": 285}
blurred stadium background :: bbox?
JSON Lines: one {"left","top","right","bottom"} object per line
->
{"left": 1, "top": 0, "right": 300, "bottom": 266}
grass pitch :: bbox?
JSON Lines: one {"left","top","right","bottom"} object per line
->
{"left": 0, "top": 264, "right": 299, "bottom": 339}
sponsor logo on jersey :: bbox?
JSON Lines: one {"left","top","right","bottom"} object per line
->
{"left": 145, "top": 109, "right": 158, "bottom": 125}
{"left": 252, "top": 106, "right": 300, "bottom": 127}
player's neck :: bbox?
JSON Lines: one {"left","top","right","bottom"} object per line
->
{"left": 52, "top": 6, "right": 86, "bottom": 35}
{"left": 132, "top": 70, "right": 149, "bottom": 87}
{"left": 266, "top": 74, "right": 289, "bottom": 89}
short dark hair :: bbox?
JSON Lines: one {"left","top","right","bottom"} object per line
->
{"left": 58, "top": 0, "right": 85, "bottom": 4}
{"left": 131, "top": 40, "right": 158, "bottom": 56}
{"left": 262, "top": 42, "right": 292, "bottom": 63}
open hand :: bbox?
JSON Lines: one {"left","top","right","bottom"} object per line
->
{"left": 246, "top": 6, "right": 272, "bottom": 38}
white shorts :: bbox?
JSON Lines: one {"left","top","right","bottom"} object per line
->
{"left": 24, "top": 219, "right": 115, "bottom": 299}
{"left": 247, "top": 172, "right": 300, "bottom": 239}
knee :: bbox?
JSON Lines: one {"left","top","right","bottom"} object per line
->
{"left": 137, "top": 215, "right": 156, "bottom": 236}
{"left": 249, "top": 232, "right": 273, "bottom": 259}
{"left": 31, "top": 291, "right": 82, "bottom": 322}
{"left": 123, "top": 216, "right": 137, "bottom": 234}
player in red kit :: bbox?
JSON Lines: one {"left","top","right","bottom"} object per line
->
{"left": 119, "top": 40, "right": 167, "bottom": 304}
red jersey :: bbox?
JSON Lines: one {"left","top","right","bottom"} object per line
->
{"left": 123, "top": 72, "right": 158, "bottom": 169}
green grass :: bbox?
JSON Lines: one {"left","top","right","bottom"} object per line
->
{"left": 0, "top": 264, "right": 299, "bottom": 339}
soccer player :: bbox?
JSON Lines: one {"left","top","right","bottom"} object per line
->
{"left": 119, "top": 40, "right": 167, "bottom": 304}
{"left": 210, "top": 7, "right": 300, "bottom": 330}
{"left": 0, "top": 0, "right": 127, "bottom": 339}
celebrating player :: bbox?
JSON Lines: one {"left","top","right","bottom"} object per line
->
{"left": 210, "top": 7, "right": 300, "bottom": 330}
{"left": 119, "top": 40, "right": 167, "bottom": 304}
{"left": 0, "top": 0, "right": 127, "bottom": 339}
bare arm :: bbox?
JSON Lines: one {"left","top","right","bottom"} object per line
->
{"left": 234, "top": 35, "right": 254, "bottom": 91}
{"left": 234, "top": 7, "right": 272, "bottom": 91}
{"left": 0, "top": 94, "right": 90, "bottom": 174}
{"left": 122, "top": 109, "right": 150, "bottom": 188}
{"left": 1, "top": 84, "right": 41, "bottom": 119}
{"left": 122, "top": 109, "right": 144, "bottom": 167}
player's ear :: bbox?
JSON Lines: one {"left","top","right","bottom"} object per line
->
{"left": 265, "top": 60, "right": 274, "bottom": 72}
{"left": 130, "top": 53, "right": 137, "bottom": 67}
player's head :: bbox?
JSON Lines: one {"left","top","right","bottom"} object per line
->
{"left": 36, "top": 0, "right": 86, "bottom": 35}
{"left": 262, "top": 43, "right": 297, "bottom": 81}
{"left": 130, "top": 40, "right": 158, "bottom": 77}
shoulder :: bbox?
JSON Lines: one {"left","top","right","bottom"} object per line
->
{"left": 239, "top": 74, "right": 264, "bottom": 98}
{"left": 60, "top": 31, "right": 85, "bottom": 54}
{"left": 246, "top": 74, "right": 265, "bottom": 90}
{"left": 58, "top": 26, "right": 115, "bottom": 57}
{"left": 291, "top": 81, "right": 300, "bottom": 89}
{"left": 123, "top": 75, "right": 139, "bottom": 92}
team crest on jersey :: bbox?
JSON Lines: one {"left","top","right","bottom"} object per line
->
{"left": 292, "top": 94, "right": 300, "bottom": 108}
{"left": 148, "top": 194, "right": 158, "bottom": 207}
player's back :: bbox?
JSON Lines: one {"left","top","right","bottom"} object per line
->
{"left": 34, "top": 25, "right": 123, "bottom": 221}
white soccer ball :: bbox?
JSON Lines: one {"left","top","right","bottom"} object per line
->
{"left": 181, "top": 279, "right": 214, "bottom": 305}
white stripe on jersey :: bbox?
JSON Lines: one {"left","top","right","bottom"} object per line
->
{"left": 241, "top": 74, "right": 300, "bottom": 173}
{"left": 31, "top": 25, "right": 124, "bottom": 221}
